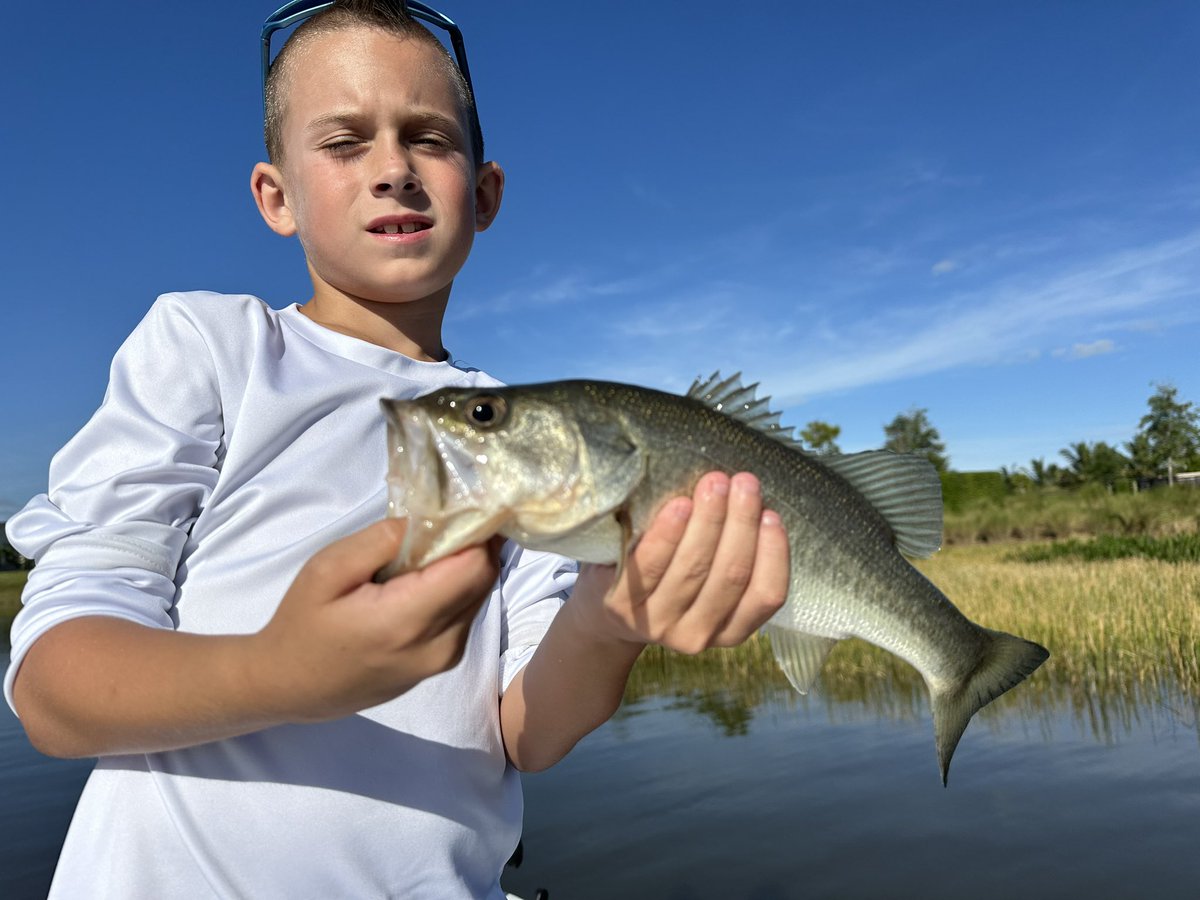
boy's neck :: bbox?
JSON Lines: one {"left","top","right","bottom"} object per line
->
{"left": 299, "top": 286, "right": 451, "bottom": 362}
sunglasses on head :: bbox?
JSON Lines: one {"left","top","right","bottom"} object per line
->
{"left": 260, "top": 0, "right": 482, "bottom": 153}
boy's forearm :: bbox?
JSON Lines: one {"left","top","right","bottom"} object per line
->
{"left": 499, "top": 599, "right": 645, "bottom": 773}
{"left": 12, "top": 524, "right": 500, "bottom": 759}
{"left": 13, "top": 616, "right": 285, "bottom": 758}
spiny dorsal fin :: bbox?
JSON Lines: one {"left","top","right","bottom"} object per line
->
{"left": 687, "top": 371, "right": 799, "bottom": 446}
{"left": 823, "top": 450, "right": 944, "bottom": 558}
{"left": 685, "top": 372, "right": 943, "bottom": 558}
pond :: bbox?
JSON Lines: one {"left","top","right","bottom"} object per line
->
{"left": 3, "top": 651, "right": 1198, "bottom": 899}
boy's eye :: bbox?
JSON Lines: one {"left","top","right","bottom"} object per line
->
{"left": 323, "top": 138, "right": 363, "bottom": 155}
{"left": 412, "top": 133, "right": 452, "bottom": 149}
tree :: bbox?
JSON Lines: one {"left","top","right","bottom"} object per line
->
{"left": 0, "top": 523, "right": 32, "bottom": 570}
{"left": 1127, "top": 383, "right": 1200, "bottom": 483}
{"left": 1000, "top": 465, "right": 1034, "bottom": 494}
{"left": 800, "top": 420, "right": 842, "bottom": 456}
{"left": 1058, "top": 441, "right": 1129, "bottom": 490}
{"left": 1023, "top": 457, "right": 1060, "bottom": 489}
{"left": 883, "top": 407, "right": 949, "bottom": 472}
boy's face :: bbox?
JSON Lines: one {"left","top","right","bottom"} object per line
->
{"left": 254, "top": 27, "right": 501, "bottom": 308}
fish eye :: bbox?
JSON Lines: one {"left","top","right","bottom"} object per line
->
{"left": 466, "top": 395, "right": 506, "bottom": 428}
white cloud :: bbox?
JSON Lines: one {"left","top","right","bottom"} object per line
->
{"left": 1052, "top": 339, "right": 1117, "bottom": 359}
{"left": 931, "top": 258, "right": 958, "bottom": 276}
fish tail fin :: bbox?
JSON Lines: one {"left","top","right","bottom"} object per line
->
{"left": 930, "top": 629, "right": 1049, "bottom": 786}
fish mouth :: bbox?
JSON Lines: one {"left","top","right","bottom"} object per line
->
{"left": 379, "top": 400, "right": 507, "bottom": 576}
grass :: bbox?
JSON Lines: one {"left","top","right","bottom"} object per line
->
{"left": 1011, "top": 532, "right": 1200, "bottom": 563}
{"left": 1, "top": 570, "right": 26, "bottom": 643}
{"left": 943, "top": 484, "right": 1200, "bottom": 544}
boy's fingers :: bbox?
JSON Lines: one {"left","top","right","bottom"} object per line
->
{"left": 621, "top": 496, "right": 693, "bottom": 604}
{"left": 303, "top": 519, "right": 409, "bottom": 596}
{"left": 712, "top": 510, "right": 790, "bottom": 646}
{"left": 405, "top": 543, "right": 500, "bottom": 612}
{"left": 644, "top": 473, "right": 731, "bottom": 622}
{"left": 372, "top": 540, "right": 503, "bottom": 643}
{"left": 676, "top": 473, "right": 765, "bottom": 636}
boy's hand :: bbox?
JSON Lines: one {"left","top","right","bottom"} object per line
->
{"left": 571, "top": 472, "right": 789, "bottom": 655}
{"left": 254, "top": 519, "right": 501, "bottom": 723}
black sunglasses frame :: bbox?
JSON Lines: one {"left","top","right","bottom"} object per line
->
{"left": 260, "top": 0, "right": 483, "bottom": 154}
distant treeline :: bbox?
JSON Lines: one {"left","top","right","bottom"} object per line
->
{"left": 0, "top": 527, "right": 29, "bottom": 571}
{"left": 802, "top": 382, "right": 1200, "bottom": 492}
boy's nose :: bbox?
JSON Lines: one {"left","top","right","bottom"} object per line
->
{"left": 373, "top": 174, "right": 421, "bottom": 195}
{"left": 372, "top": 155, "right": 421, "bottom": 196}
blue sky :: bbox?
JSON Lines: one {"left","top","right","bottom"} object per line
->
{"left": 3, "top": 1, "right": 1198, "bottom": 518}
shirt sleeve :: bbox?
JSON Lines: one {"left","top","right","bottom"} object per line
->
{"left": 496, "top": 543, "right": 577, "bottom": 693}
{"left": 4, "top": 294, "right": 224, "bottom": 713}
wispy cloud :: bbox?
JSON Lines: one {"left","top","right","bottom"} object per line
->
{"left": 1053, "top": 339, "right": 1117, "bottom": 359}
{"left": 761, "top": 230, "right": 1200, "bottom": 402}
{"left": 502, "top": 227, "right": 1200, "bottom": 404}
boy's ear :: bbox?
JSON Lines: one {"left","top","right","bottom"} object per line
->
{"left": 474, "top": 161, "right": 505, "bottom": 232}
{"left": 251, "top": 162, "right": 297, "bottom": 237}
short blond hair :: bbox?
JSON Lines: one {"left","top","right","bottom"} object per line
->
{"left": 263, "top": 0, "right": 482, "bottom": 165}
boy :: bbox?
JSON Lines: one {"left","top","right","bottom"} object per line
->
{"left": 5, "top": 1, "right": 789, "bottom": 896}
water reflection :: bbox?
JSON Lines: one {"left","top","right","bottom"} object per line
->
{"left": 623, "top": 637, "right": 1200, "bottom": 746}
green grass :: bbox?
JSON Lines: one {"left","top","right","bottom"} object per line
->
{"left": 943, "top": 484, "right": 1200, "bottom": 544}
{"left": 1, "top": 570, "right": 28, "bottom": 644}
{"left": 1011, "top": 532, "right": 1200, "bottom": 564}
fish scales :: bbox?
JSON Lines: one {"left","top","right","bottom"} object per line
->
{"left": 379, "top": 376, "right": 1049, "bottom": 783}
{"left": 583, "top": 382, "right": 992, "bottom": 684}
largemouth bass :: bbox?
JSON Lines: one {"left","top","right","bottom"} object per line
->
{"left": 379, "top": 373, "right": 1048, "bottom": 783}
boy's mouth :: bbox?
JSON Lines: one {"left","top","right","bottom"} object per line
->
{"left": 366, "top": 214, "right": 434, "bottom": 237}
{"left": 369, "top": 222, "right": 431, "bottom": 235}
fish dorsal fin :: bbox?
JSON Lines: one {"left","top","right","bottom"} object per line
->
{"left": 823, "top": 450, "right": 944, "bottom": 558}
{"left": 687, "top": 371, "right": 800, "bottom": 447}
{"left": 764, "top": 625, "right": 838, "bottom": 695}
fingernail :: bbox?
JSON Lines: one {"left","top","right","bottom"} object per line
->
{"left": 761, "top": 510, "right": 782, "bottom": 528}
{"left": 704, "top": 472, "right": 730, "bottom": 497}
{"left": 665, "top": 497, "right": 692, "bottom": 520}
{"left": 732, "top": 472, "right": 760, "bottom": 496}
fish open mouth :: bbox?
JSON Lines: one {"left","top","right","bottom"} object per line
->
{"left": 379, "top": 400, "right": 508, "bottom": 577}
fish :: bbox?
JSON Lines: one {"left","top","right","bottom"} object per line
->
{"left": 378, "top": 372, "right": 1049, "bottom": 784}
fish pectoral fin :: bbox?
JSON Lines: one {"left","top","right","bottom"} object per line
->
{"left": 823, "top": 450, "right": 944, "bottom": 558}
{"left": 614, "top": 507, "right": 634, "bottom": 583}
{"left": 764, "top": 625, "right": 838, "bottom": 695}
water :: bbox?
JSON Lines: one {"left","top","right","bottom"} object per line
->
{"left": 0, "top": 660, "right": 91, "bottom": 898}
{"left": 504, "top": 689, "right": 1200, "bottom": 899}
{"left": 3, "top": 654, "right": 1198, "bottom": 900}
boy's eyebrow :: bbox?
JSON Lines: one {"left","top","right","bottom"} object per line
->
{"left": 304, "top": 110, "right": 370, "bottom": 134}
{"left": 304, "top": 109, "right": 465, "bottom": 136}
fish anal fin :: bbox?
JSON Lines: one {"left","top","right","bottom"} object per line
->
{"left": 765, "top": 625, "right": 838, "bottom": 695}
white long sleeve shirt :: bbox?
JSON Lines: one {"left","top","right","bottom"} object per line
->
{"left": 5, "top": 292, "right": 574, "bottom": 899}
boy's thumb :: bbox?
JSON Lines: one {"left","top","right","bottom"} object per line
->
{"left": 306, "top": 519, "right": 408, "bottom": 593}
